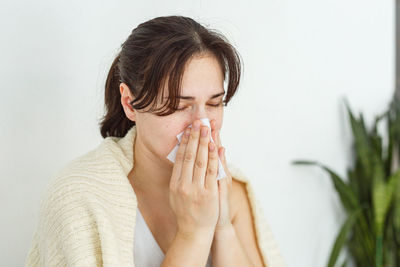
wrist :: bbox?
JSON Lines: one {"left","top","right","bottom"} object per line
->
{"left": 213, "top": 223, "right": 235, "bottom": 241}
{"left": 177, "top": 227, "right": 215, "bottom": 242}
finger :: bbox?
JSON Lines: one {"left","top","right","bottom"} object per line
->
{"left": 210, "top": 119, "right": 222, "bottom": 148}
{"left": 219, "top": 147, "right": 232, "bottom": 186}
{"left": 170, "top": 127, "right": 191, "bottom": 187}
{"left": 192, "top": 125, "right": 210, "bottom": 188}
{"left": 181, "top": 120, "right": 201, "bottom": 185}
{"left": 218, "top": 176, "right": 227, "bottom": 196}
{"left": 211, "top": 119, "right": 216, "bottom": 131}
{"left": 205, "top": 141, "right": 219, "bottom": 190}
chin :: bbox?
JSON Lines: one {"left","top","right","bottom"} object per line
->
{"left": 162, "top": 157, "right": 174, "bottom": 169}
{"left": 166, "top": 159, "right": 174, "bottom": 168}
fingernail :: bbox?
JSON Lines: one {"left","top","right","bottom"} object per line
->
{"left": 209, "top": 142, "right": 215, "bottom": 151}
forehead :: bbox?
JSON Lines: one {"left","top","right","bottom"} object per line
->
{"left": 163, "top": 53, "right": 225, "bottom": 100}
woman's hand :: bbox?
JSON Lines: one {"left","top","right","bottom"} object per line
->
{"left": 169, "top": 120, "right": 220, "bottom": 239}
{"left": 210, "top": 119, "right": 234, "bottom": 231}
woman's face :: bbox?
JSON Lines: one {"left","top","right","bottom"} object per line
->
{"left": 121, "top": 53, "right": 225, "bottom": 167}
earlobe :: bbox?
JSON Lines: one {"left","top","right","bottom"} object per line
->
{"left": 123, "top": 102, "right": 136, "bottom": 122}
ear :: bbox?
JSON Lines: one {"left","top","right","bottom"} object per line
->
{"left": 119, "top": 82, "right": 136, "bottom": 122}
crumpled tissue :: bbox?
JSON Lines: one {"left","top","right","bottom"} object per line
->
{"left": 167, "top": 118, "right": 227, "bottom": 180}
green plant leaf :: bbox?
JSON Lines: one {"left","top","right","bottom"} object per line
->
{"left": 373, "top": 168, "right": 399, "bottom": 267}
{"left": 292, "top": 160, "right": 359, "bottom": 212}
{"left": 373, "top": 164, "right": 399, "bottom": 236}
{"left": 383, "top": 223, "right": 397, "bottom": 267}
{"left": 344, "top": 99, "right": 373, "bottom": 187}
{"left": 327, "top": 208, "right": 362, "bottom": 267}
{"left": 347, "top": 168, "right": 359, "bottom": 201}
{"left": 292, "top": 98, "right": 400, "bottom": 266}
{"left": 389, "top": 169, "right": 400, "bottom": 243}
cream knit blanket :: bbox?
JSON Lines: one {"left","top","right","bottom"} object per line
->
{"left": 26, "top": 125, "right": 286, "bottom": 267}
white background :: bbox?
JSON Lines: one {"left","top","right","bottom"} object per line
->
{"left": 0, "top": 0, "right": 394, "bottom": 266}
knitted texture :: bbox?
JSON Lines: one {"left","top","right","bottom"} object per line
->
{"left": 26, "top": 125, "right": 286, "bottom": 267}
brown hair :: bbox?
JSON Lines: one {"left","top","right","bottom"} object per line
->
{"left": 99, "top": 15, "right": 243, "bottom": 138}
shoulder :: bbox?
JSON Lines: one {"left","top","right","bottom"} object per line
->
{"left": 27, "top": 139, "right": 137, "bottom": 266}
{"left": 35, "top": 148, "right": 118, "bottom": 239}
{"left": 45, "top": 153, "right": 98, "bottom": 197}
{"left": 39, "top": 147, "right": 112, "bottom": 216}
{"left": 39, "top": 158, "right": 96, "bottom": 223}
{"left": 29, "top": 156, "right": 106, "bottom": 266}
{"left": 40, "top": 136, "right": 137, "bottom": 215}
{"left": 45, "top": 138, "right": 124, "bottom": 196}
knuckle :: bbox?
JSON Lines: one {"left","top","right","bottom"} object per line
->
{"left": 189, "top": 132, "right": 198, "bottom": 140}
{"left": 177, "top": 186, "right": 190, "bottom": 196}
{"left": 184, "top": 151, "right": 195, "bottom": 162}
{"left": 207, "top": 166, "right": 217, "bottom": 176}
{"left": 199, "top": 190, "right": 208, "bottom": 198}
{"left": 209, "top": 151, "right": 218, "bottom": 159}
{"left": 181, "top": 137, "right": 189, "bottom": 144}
{"left": 169, "top": 182, "right": 177, "bottom": 192}
{"left": 195, "top": 159, "right": 205, "bottom": 169}
{"left": 193, "top": 197, "right": 202, "bottom": 206}
{"left": 176, "top": 151, "right": 185, "bottom": 162}
{"left": 193, "top": 191, "right": 206, "bottom": 203}
{"left": 199, "top": 136, "right": 208, "bottom": 144}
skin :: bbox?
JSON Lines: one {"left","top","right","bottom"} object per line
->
{"left": 120, "top": 52, "right": 265, "bottom": 267}
{"left": 120, "top": 52, "right": 224, "bottom": 202}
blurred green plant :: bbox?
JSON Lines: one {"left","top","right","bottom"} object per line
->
{"left": 292, "top": 98, "right": 400, "bottom": 267}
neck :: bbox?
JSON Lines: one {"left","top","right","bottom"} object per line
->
{"left": 129, "top": 134, "right": 173, "bottom": 199}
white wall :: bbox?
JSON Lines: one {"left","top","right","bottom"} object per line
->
{"left": 0, "top": 0, "right": 394, "bottom": 266}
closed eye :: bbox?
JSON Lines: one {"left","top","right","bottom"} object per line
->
{"left": 176, "top": 102, "right": 223, "bottom": 111}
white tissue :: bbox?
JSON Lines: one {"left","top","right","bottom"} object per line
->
{"left": 167, "top": 118, "right": 227, "bottom": 180}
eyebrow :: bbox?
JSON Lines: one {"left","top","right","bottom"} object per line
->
{"left": 164, "top": 91, "right": 225, "bottom": 100}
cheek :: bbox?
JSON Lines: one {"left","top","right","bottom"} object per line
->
{"left": 145, "top": 118, "right": 179, "bottom": 149}
{"left": 155, "top": 131, "right": 180, "bottom": 159}
{"left": 212, "top": 110, "right": 224, "bottom": 131}
{"left": 161, "top": 122, "right": 187, "bottom": 151}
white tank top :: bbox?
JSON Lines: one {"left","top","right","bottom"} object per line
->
{"left": 134, "top": 206, "right": 213, "bottom": 267}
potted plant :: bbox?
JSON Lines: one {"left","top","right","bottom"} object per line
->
{"left": 292, "top": 97, "right": 400, "bottom": 267}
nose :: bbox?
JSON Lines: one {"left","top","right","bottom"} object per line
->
{"left": 191, "top": 106, "right": 209, "bottom": 122}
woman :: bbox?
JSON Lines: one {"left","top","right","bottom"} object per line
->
{"left": 26, "top": 15, "right": 285, "bottom": 267}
